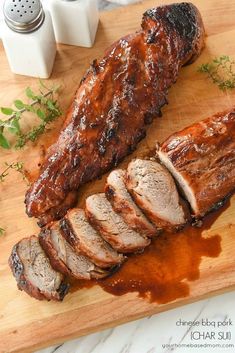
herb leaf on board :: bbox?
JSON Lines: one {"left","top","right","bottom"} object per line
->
{"left": 0, "top": 81, "right": 62, "bottom": 149}
{"left": 198, "top": 55, "right": 235, "bottom": 90}
{"left": 0, "top": 161, "right": 28, "bottom": 183}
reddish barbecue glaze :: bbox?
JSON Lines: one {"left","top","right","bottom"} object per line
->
{"left": 70, "top": 202, "right": 226, "bottom": 303}
{"left": 25, "top": 3, "right": 205, "bottom": 226}
{"left": 157, "top": 110, "right": 235, "bottom": 217}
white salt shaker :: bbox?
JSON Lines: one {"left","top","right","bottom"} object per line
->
{"left": 1, "top": 0, "right": 57, "bottom": 78}
{"left": 48, "top": 0, "right": 99, "bottom": 47}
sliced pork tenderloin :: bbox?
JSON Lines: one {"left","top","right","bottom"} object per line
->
{"left": 9, "top": 235, "right": 69, "bottom": 301}
{"left": 39, "top": 224, "right": 109, "bottom": 280}
{"left": 126, "top": 159, "right": 189, "bottom": 232}
{"left": 60, "top": 209, "right": 124, "bottom": 268}
{"left": 85, "top": 193, "right": 150, "bottom": 253}
{"left": 156, "top": 110, "right": 235, "bottom": 218}
{"left": 105, "top": 169, "right": 157, "bottom": 238}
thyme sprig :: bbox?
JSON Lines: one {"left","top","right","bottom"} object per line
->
{"left": 0, "top": 161, "right": 27, "bottom": 183}
{"left": 198, "top": 55, "right": 235, "bottom": 90}
{"left": 0, "top": 161, "right": 28, "bottom": 235}
{"left": 0, "top": 80, "right": 62, "bottom": 149}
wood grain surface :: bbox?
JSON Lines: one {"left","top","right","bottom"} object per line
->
{"left": 0, "top": 0, "right": 235, "bottom": 352}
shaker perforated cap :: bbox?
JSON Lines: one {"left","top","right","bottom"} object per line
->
{"left": 3, "top": 0, "right": 45, "bottom": 33}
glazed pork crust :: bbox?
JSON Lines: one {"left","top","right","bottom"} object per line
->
{"left": 157, "top": 110, "right": 235, "bottom": 217}
{"left": 25, "top": 3, "right": 205, "bottom": 226}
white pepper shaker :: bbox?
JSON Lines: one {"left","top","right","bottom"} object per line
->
{"left": 1, "top": 0, "right": 57, "bottom": 78}
{"left": 48, "top": 0, "right": 99, "bottom": 47}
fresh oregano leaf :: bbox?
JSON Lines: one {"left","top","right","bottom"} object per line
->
{"left": 1, "top": 107, "right": 14, "bottom": 116}
{"left": 14, "top": 100, "right": 25, "bottom": 110}
{"left": 25, "top": 87, "right": 36, "bottom": 99}
{"left": 7, "top": 119, "right": 21, "bottom": 135}
{"left": 0, "top": 133, "right": 10, "bottom": 149}
{"left": 47, "top": 99, "right": 57, "bottom": 111}
{"left": 37, "top": 109, "right": 46, "bottom": 120}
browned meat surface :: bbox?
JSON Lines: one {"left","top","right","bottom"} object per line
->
{"left": 9, "top": 236, "right": 69, "bottom": 301}
{"left": 9, "top": 109, "right": 235, "bottom": 301}
{"left": 105, "top": 169, "right": 157, "bottom": 237}
{"left": 157, "top": 110, "right": 235, "bottom": 218}
{"left": 25, "top": 3, "right": 205, "bottom": 226}
{"left": 126, "top": 159, "right": 189, "bottom": 231}
{"left": 86, "top": 193, "right": 151, "bottom": 253}
{"left": 39, "top": 224, "right": 109, "bottom": 279}
{"left": 60, "top": 208, "right": 124, "bottom": 268}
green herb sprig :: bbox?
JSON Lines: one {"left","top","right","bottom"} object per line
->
{"left": 198, "top": 55, "right": 235, "bottom": 90}
{"left": 0, "top": 161, "right": 28, "bottom": 235}
{"left": 0, "top": 161, "right": 27, "bottom": 183}
{"left": 0, "top": 80, "right": 62, "bottom": 149}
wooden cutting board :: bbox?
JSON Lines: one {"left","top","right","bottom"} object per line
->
{"left": 0, "top": 0, "right": 235, "bottom": 352}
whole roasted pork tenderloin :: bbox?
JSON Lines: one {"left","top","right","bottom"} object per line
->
{"left": 25, "top": 2, "right": 205, "bottom": 226}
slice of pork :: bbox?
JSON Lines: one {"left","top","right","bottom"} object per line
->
{"left": 9, "top": 235, "right": 69, "bottom": 301}
{"left": 156, "top": 110, "right": 235, "bottom": 217}
{"left": 39, "top": 224, "right": 109, "bottom": 279}
{"left": 85, "top": 193, "right": 150, "bottom": 253}
{"left": 105, "top": 169, "right": 157, "bottom": 238}
{"left": 61, "top": 208, "right": 124, "bottom": 268}
{"left": 126, "top": 159, "right": 189, "bottom": 231}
